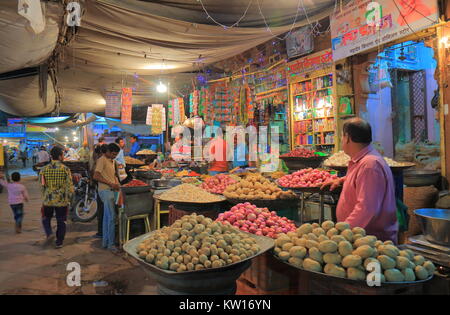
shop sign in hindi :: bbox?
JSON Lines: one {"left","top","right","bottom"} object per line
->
{"left": 330, "top": 0, "right": 439, "bottom": 61}
{"left": 121, "top": 88, "right": 133, "bottom": 124}
{"left": 105, "top": 92, "right": 121, "bottom": 118}
{"left": 287, "top": 49, "right": 333, "bottom": 77}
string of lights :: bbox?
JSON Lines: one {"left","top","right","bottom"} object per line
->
{"left": 197, "top": 0, "right": 254, "bottom": 29}
{"left": 256, "top": 0, "right": 304, "bottom": 40}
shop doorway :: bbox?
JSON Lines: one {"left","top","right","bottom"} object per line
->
{"left": 363, "top": 40, "right": 440, "bottom": 163}
{"left": 391, "top": 69, "right": 429, "bottom": 146}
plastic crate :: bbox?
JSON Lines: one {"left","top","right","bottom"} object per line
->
{"left": 239, "top": 251, "right": 290, "bottom": 292}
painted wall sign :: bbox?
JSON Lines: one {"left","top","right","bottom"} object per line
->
{"left": 330, "top": 0, "right": 439, "bottom": 61}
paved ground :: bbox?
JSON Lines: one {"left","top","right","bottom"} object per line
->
{"left": 0, "top": 171, "right": 158, "bottom": 295}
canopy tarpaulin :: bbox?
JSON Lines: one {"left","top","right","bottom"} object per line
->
{"left": 0, "top": 0, "right": 339, "bottom": 116}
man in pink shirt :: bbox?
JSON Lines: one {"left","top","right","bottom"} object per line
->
{"left": 322, "top": 118, "right": 398, "bottom": 243}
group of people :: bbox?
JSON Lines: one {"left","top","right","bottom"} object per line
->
{"left": 1, "top": 118, "right": 400, "bottom": 249}
{"left": 0, "top": 135, "right": 145, "bottom": 251}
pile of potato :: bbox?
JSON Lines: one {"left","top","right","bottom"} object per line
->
{"left": 274, "top": 221, "right": 436, "bottom": 282}
{"left": 223, "top": 173, "right": 297, "bottom": 200}
{"left": 136, "top": 214, "right": 261, "bottom": 272}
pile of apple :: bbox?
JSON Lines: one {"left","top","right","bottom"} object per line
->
{"left": 278, "top": 168, "right": 338, "bottom": 188}
{"left": 281, "top": 148, "right": 317, "bottom": 158}
{"left": 201, "top": 174, "right": 237, "bottom": 194}
{"left": 216, "top": 203, "right": 296, "bottom": 238}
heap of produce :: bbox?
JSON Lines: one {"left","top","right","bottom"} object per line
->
{"left": 137, "top": 149, "right": 156, "bottom": 155}
{"left": 201, "top": 174, "right": 238, "bottom": 194}
{"left": 217, "top": 203, "right": 296, "bottom": 238}
{"left": 383, "top": 157, "right": 415, "bottom": 167}
{"left": 156, "top": 169, "right": 175, "bottom": 175}
{"left": 123, "top": 179, "right": 148, "bottom": 187}
{"left": 158, "top": 184, "right": 225, "bottom": 203}
{"left": 270, "top": 171, "right": 287, "bottom": 180}
{"left": 125, "top": 156, "right": 145, "bottom": 165}
{"left": 223, "top": 173, "right": 297, "bottom": 200}
{"left": 278, "top": 168, "right": 338, "bottom": 188}
{"left": 176, "top": 170, "right": 201, "bottom": 177}
{"left": 323, "top": 151, "right": 350, "bottom": 167}
{"left": 324, "top": 151, "right": 415, "bottom": 168}
{"left": 281, "top": 148, "right": 317, "bottom": 158}
{"left": 136, "top": 213, "right": 261, "bottom": 272}
{"left": 274, "top": 221, "right": 436, "bottom": 282}
{"left": 181, "top": 177, "right": 202, "bottom": 185}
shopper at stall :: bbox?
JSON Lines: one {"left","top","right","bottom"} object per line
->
{"left": 128, "top": 136, "right": 140, "bottom": 158}
{"left": 40, "top": 146, "right": 74, "bottom": 248}
{"left": 114, "top": 137, "right": 127, "bottom": 182}
{"left": 90, "top": 144, "right": 108, "bottom": 239}
{"left": 207, "top": 132, "right": 229, "bottom": 175}
{"left": 321, "top": 118, "right": 398, "bottom": 243}
{"left": 0, "top": 172, "right": 29, "bottom": 234}
{"left": 93, "top": 143, "right": 121, "bottom": 252}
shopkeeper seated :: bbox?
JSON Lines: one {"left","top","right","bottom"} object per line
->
{"left": 128, "top": 135, "right": 140, "bottom": 158}
{"left": 322, "top": 118, "right": 398, "bottom": 243}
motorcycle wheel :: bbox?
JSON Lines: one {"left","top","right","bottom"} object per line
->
{"left": 73, "top": 197, "right": 98, "bottom": 222}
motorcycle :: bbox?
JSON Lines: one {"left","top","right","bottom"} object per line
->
{"left": 71, "top": 176, "right": 98, "bottom": 222}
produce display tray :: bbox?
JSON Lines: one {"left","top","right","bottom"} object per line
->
{"left": 324, "top": 164, "right": 415, "bottom": 172}
{"left": 274, "top": 255, "right": 433, "bottom": 285}
{"left": 120, "top": 185, "right": 152, "bottom": 194}
{"left": 123, "top": 230, "right": 275, "bottom": 276}
{"left": 127, "top": 163, "right": 146, "bottom": 169}
{"left": 280, "top": 156, "right": 327, "bottom": 171}
{"left": 153, "top": 195, "right": 226, "bottom": 204}
{"left": 276, "top": 181, "right": 341, "bottom": 194}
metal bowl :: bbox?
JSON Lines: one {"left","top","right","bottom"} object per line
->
{"left": 414, "top": 208, "right": 450, "bottom": 246}
{"left": 123, "top": 231, "right": 274, "bottom": 295}
{"left": 403, "top": 170, "right": 441, "bottom": 187}
{"left": 280, "top": 156, "right": 327, "bottom": 171}
{"left": 151, "top": 179, "right": 171, "bottom": 188}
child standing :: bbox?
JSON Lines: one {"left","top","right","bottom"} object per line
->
{"left": 0, "top": 172, "right": 29, "bottom": 233}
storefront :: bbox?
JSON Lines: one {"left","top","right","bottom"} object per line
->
{"left": 287, "top": 49, "right": 338, "bottom": 154}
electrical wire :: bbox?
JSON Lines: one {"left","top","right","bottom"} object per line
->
{"left": 392, "top": 0, "right": 430, "bottom": 41}
{"left": 197, "top": 0, "right": 254, "bottom": 29}
{"left": 256, "top": 0, "right": 303, "bottom": 40}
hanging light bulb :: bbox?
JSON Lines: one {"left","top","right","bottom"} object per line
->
{"left": 156, "top": 81, "right": 167, "bottom": 93}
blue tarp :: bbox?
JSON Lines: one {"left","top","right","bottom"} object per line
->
{"left": 104, "top": 118, "right": 153, "bottom": 135}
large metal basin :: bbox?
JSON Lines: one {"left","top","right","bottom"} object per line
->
{"left": 414, "top": 208, "right": 450, "bottom": 246}
{"left": 403, "top": 170, "right": 440, "bottom": 187}
{"left": 123, "top": 230, "right": 274, "bottom": 295}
